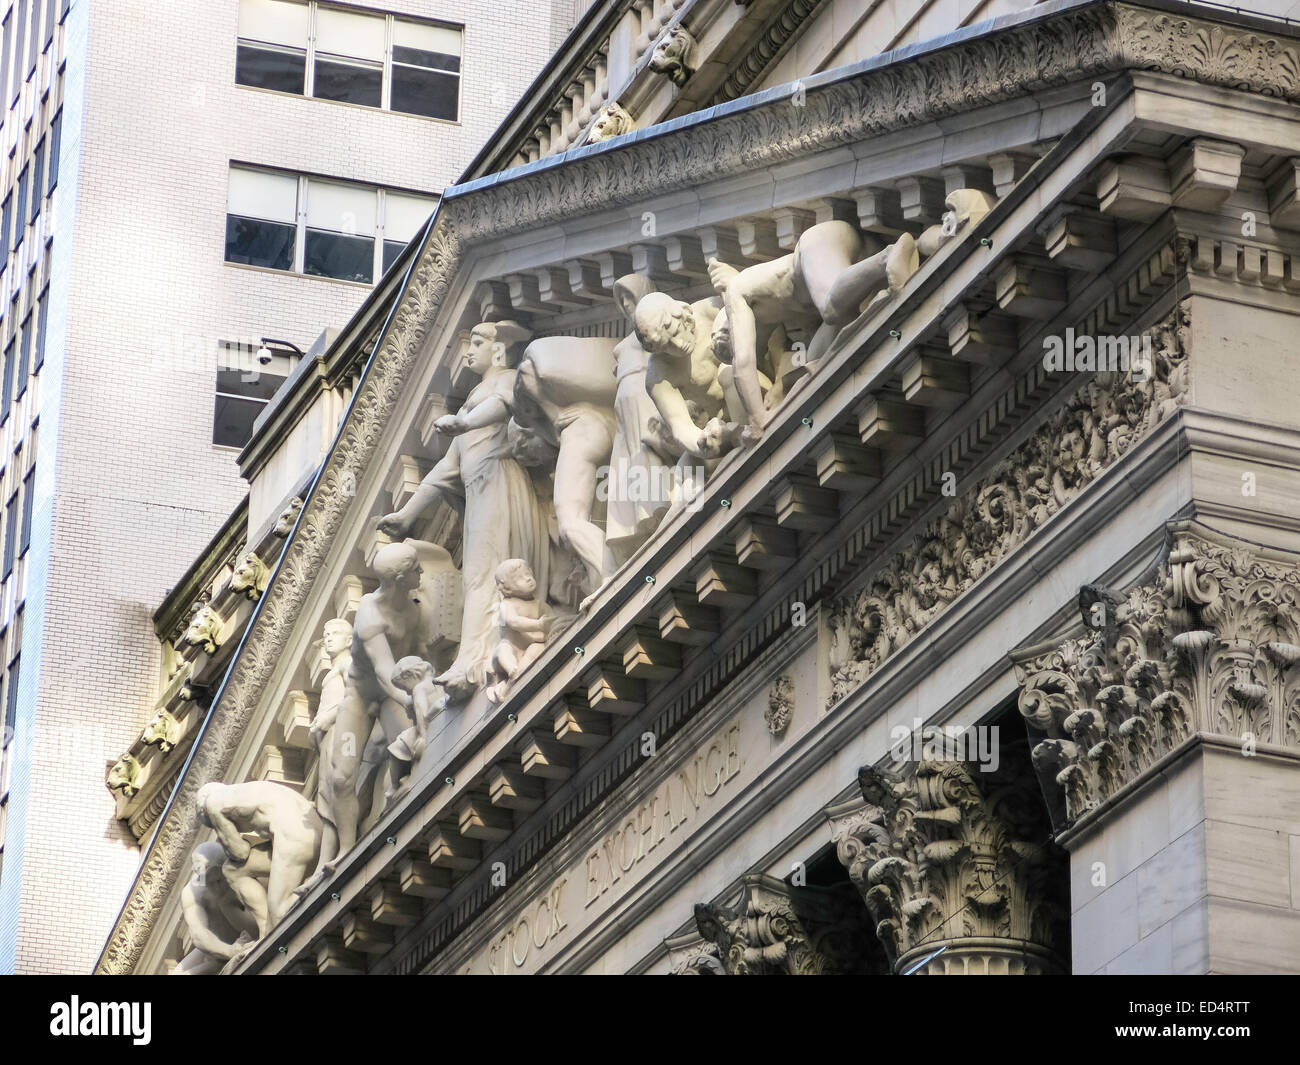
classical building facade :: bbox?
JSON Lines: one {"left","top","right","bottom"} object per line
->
{"left": 0, "top": 0, "right": 577, "bottom": 974}
{"left": 99, "top": 0, "right": 1300, "bottom": 976}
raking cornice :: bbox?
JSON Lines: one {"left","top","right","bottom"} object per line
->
{"left": 96, "top": 0, "right": 1300, "bottom": 973}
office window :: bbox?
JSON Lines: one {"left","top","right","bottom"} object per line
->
{"left": 10, "top": 0, "right": 25, "bottom": 104}
{"left": 32, "top": 284, "right": 44, "bottom": 370}
{"left": 3, "top": 654, "right": 17, "bottom": 736}
{"left": 382, "top": 191, "right": 433, "bottom": 274}
{"left": 47, "top": 109, "right": 59, "bottom": 195}
{"left": 26, "top": 0, "right": 39, "bottom": 76}
{"left": 1, "top": 338, "right": 13, "bottom": 416}
{"left": 390, "top": 19, "right": 460, "bottom": 120}
{"left": 225, "top": 166, "right": 297, "bottom": 271}
{"left": 19, "top": 468, "right": 31, "bottom": 555}
{"left": 13, "top": 168, "right": 26, "bottom": 250}
{"left": 304, "top": 179, "right": 374, "bottom": 283}
{"left": 43, "top": 0, "right": 54, "bottom": 48}
{"left": 2, "top": 491, "right": 16, "bottom": 577}
{"left": 0, "top": 13, "right": 10, "bottom": 105}
{"left": 236, "top": 0, "right": 308, "bottom": 95}
{"left": 1, "top": 196, "right": 10, "bottom": 254}
{"left": 312, "top": 6, "right": 383, "bottom": 108}
{"left": 213, "top": 344, "right": 293, "bottom": 449}
{"left": 29, "top": 140, "right": 42, "bottom": 219}
{"left": 15, "top": 312, "right": 29, "bottom": 397}
{"left": 235, "top": 1, "right": 461, "bottom": 120}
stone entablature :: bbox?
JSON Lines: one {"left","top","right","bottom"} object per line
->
{"left": 96, "top": 0, "right": 1300, "bottom": 975}
{"left": 1013, "top": 523, "right": 1300, "bottom": 837}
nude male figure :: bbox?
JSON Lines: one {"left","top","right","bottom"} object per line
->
{"left": 707, "top": 220, "right": 917, "bottom": 437}
{"left": 195, "top": 780, "right": 322, "bottom": 940}
{"left": 174, "top": 841, "right": 258, "bottom": 975}
{"left": 316, "top": 540, "right": 453, "bottom": 881}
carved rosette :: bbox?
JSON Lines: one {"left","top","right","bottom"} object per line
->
{"left": 1013, "top": 526, "right": 1300, "bottom": 835}
{"left": 692, "top": 874, "right": 885, "bottom": 975}
{"left": 826, "top": 756, "right": 1067, "bottom": 975}
{"left": 765, "top": 675, "right": 795, "bottom": 736}
{"left": 826, "top": 301, "right": 1189, "bottom": 706}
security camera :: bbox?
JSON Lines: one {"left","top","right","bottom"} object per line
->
{"left": 257, "top": 344, "right": 274, "bottom": 366}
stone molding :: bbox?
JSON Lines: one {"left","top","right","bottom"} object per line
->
{"left": 826, "top": 755, "right": 1068, "bottom": 975}
{"left": 1013, "top": 523, "right": 1300, "bottom": 835}
{"left": 97, "top": 0, "right": 1300, "bottom": 972}
{"left": 827, "top": 299, "right": 1189, "bottom": 706}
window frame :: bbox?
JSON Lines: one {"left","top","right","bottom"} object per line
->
{"left": 235, "top": 0, "right": 462, "bottom": 123}
{"left": 224, "top": 164, "right": 437, "bottom": 285}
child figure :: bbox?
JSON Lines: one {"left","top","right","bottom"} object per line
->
{"left": 386, "top": 657, "right": 443, "bottom": 794}
{"left": 487, "top": 559, "right": 549, "bottom": 704}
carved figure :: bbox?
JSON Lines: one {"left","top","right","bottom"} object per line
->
{"left": 586, "top": 102, "right": 633, "bottom": 143}
{"left": 512, "top": 331, "right": 620, "bottom": 593}
{"left": 174, "top": 842, "right": 257, "bottom": 975}
{"left": 634, "top": 292, "right": 736, "bottom": 462}
{"left": 707, "top": 221, "right": 918, "bottom": 438}
{"left": 320, "top": 541, "right": 455, "bottom": 871}
{"left": 273, "top": 496, "right": 303, "bottom": 537}
{"left": 195, "top": 779, "right": 322, "bottom": 941}
{"left": 649, "top": 25, "right": 698, "bottom": 86}
{"left": 389, "top": 655, "right": 444, "bottom": 761}
{"left": 486, "top": 559, "right": 550, "bottom": 704}
{"left": 182, "top": 604, "right": 222, "bottom": 654}
{"left": 300, "top": 617, "right": 352, "bottom": 893}
{"left": 106, "top": 753, "right": 141, "bottom": 797}
{"left": 142, "top": 708, "right": 180, "bottom": 753}
{"left": 606, "top": 274, "right": 677, "bottom": 566}
{"left": 379, "top": 322, "right": 552, "bottom": 696}
{"left": 230, "top": 551, "right": 267, "bottom": 600}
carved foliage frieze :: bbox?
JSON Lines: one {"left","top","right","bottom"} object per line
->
{"left": 826, "top": 302, "right": 1189, "bottom": 707}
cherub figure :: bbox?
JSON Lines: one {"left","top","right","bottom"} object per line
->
{"left": 486, "top": 559, "right": 549, "bottom": 704}
{"left": 389, "top": 656, "right": 444, "bottom": 764}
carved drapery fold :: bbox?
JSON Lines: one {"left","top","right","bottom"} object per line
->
{"left": 1013, "top": 526, "right": 1300, "bottom": 835}
{"left": 827, "top": 301, "right": 1189, "bottom": 706}
{"left": 826, "top": 754, "right": 1067, "bottom": 975}
{"left": 691, "top": 873, "right": 885, "bottom": 975}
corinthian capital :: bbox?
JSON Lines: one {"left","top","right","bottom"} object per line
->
{"left": 827, "top": 756, "right": 1066, "bottom": 974}
{"left": 692, "top": 873, "right": 884, "bottom": 975}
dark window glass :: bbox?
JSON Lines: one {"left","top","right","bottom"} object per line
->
{"left": 216, "top": 366, "right": 283, "bottom": 403}
{"left": 392, "top": 44, "right": 458, "bottom": 73}
{"left": 1, "top": 341, "right": 13, "bottom": 414}
{"left": 214, "top": 359, "right": 287, "bottom": 447}
{"left": 235, "top": 43, "right": 305, "bottom": 95}
{"left": 4, "top": 654, "right": 18, "bottom": 733}
{"left": 19, "top": 469, "right": 31, "bottom": 554}
{"left": 1, "top": 196, "right": 11, "bottom": 253}
{"left": 29, "top": 141, "right": 42, "bottom": 221}
{"left": 33, "top": 286, "right": 46, "bottom": 370}
{"left": 27, "top": 0, "right": 40, "bottom": 75}
{"left": 304, "top": 229, "right": 372, "bottom": 283}
{"left": 10, "top": 0, "right": 26, "bottom": 102}
{"left": 61, "top": 0, "right": 69, "bottom": 19}
{"left": 13, "top": 169, "right": 27, "bottom": 248}
{"left": 224, "top": 214, "right": 294, "bottom": 271}
{"left": 47, "top": 110, "right": 59, "bottom": 195}
{"left": 312, "top": 57, "right": 381, "bottom": 108}
{"left": 44, "top": 0, "right": 55, "bottom": 46}
{"left": 14, "top": 318, "right": 29, "bottom": 403}
{"left": 1, "top": 16, "right": 12, "bottom": 107}
{"left": 16, "top": 314, "right": 30, "bottom": 395}
{"left": 3, "top": 493, "right": 16, "bottom": 577}
{"left": 382, "top": 239, "right": 406, "bottom": 275}
{"left": 390, "top": 66, "right": 458, "bottom": 121}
